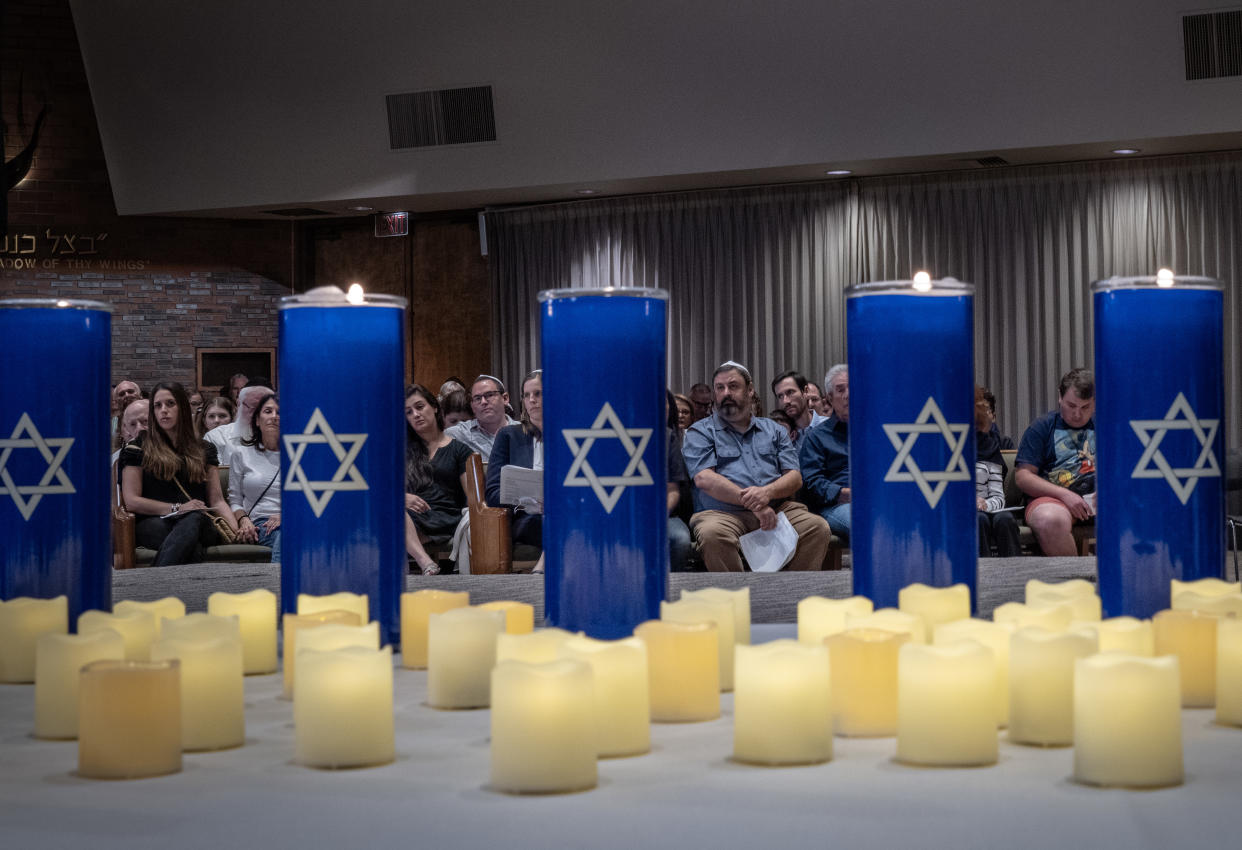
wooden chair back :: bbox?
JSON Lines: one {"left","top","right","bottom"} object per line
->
{"left": 465, "top": 452, "right": 512, "bottom": 574}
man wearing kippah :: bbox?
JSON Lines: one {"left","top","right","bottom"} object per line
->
{"left": 446, "top": 375, "right": 519, "bottom": 458}
{"left": 682, "top": 361, "right": 832, "bottom": 572}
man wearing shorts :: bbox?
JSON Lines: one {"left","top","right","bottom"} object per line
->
{"left": 1015, "top": 368, "right": 1097, "bottom": 556}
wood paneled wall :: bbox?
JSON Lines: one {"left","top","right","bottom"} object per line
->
{"left": 305, "top": 216, "right": 491, "bottom": 388}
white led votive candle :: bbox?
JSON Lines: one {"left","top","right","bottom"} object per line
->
{"left": 733, "top": 640, "right": 832, "bottom": 765}
{"left": 798, "top": 595, "right": 873, "bottom": 645}
{"left": 207, "top": 588, "right": 278, "bottom": 674}
{"left": 490, "top": 659, "right": 597, "bottom": 794}
{"left": 1073, "top": 654, "right": 1182, "bottom": 788}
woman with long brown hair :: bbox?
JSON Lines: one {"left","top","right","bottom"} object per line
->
{"left": 119, "top": 381, "right": 239, "bottom": 566}
{"left": 404, "top": 383, "right": 472, "bottom": 575}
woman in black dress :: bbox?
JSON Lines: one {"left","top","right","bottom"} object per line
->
{"left": 404, "top": 383, "right": 472, "bottom": 575}
{"left": 119, "top": 381, "right": 240, "bottom": 566}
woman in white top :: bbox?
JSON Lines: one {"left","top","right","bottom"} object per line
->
{"left": 230, "top": 391, "right": 281, "bottom": 562}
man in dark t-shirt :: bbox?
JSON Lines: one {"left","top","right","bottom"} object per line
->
{"left": 1015, "top": 368, "right": 1097, "bottom": 556}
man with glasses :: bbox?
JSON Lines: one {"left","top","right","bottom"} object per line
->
{"left": 446, "top": 374, "right": 519, "bottom": 458}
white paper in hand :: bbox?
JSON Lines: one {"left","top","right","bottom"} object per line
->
{"left": 739, "top": 512, "right": 798, "bottom": 572}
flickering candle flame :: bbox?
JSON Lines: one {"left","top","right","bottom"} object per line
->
{"left": 912, "top": 271, "right": 932, "bottom": 291}
{"left": 347, "top": 283, "right": 365, "bottom": 303}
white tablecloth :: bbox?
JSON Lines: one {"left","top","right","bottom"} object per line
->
{"left": 2, "top": 626, "right": 1239, "bottom": 849}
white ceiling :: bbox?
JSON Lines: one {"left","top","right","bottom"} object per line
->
{"left": 70, "top": 0, "right": 1242, "bottom": 219}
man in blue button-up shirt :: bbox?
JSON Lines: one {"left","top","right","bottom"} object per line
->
{"left": 799, "top": 363, "right": 852, "bottom": 540}
{"left": 682, "top": 362, "right": 831, "bottom": 572}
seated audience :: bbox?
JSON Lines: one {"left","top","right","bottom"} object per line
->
{"left": 805, "top": 381, "right": 827, "bottom": 417}
{"left": 979, "top": 386, "right": 1016, "bottom": 449}
{"left": 206, "top": 380, "right": 271, "bottom": 468}
{"left": 439, "top": 378, "right": 467, "bottom": 399}
{"left": 666, "top": 390, "right": 692, "bottom": 571}
{"left": 799, "top": 364, "right": 851, "bottom": 540}
{"left": 111, "top": 398, "right": 150, "bottom": 464}
{"left": 405, "top": 384, "right": 472, "bottom": 575}
{"left": 229, "top": 391, "right": 282, "bottom": 563}
{"left": 673, "top": 393, "right": 694, "bottom": 432}
{"left": 682, "top": 361, "right": 830, "bottom": 572}
{"left": 111, "top": 380, "right": 141, "bottom": 439}
{"left": 771, "top": 370, "right": 826, "bottom": 446}
{"left": 188, "top": 390, "right": 206, "bottom": 418}
{"left": 768, "top": 409, "right": 795, "bottom": 441}
{"left": 446, "top": 374, "right": 518, "bottom": 458}
{"left": 440, "top": 389, "right": 473, "bottom": 428}
{"left": 119, "top": 381, "right": 239, "bottom": 566}
{"left": 688, "top": 382, "right": 712, "bottom": 422}
{"left": 1016, "top": 368, "right": 1096, "bottom": 556}
{"left": 221, "top": 373, "right": 247, "bottom": 406}
{"left": 749, "top": 387, "right": 765, "bottom": 417}
{"left": 486, "top": 370, "right": 544, "bottom": 571}
{"left": 196, "top": 396, "right": 235, "bottom": 440}
{"left": 975, "top": 386, "right": 1020, "bottom": 557}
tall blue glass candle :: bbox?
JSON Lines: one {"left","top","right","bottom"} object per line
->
{"left": 846, "top": 278, "right": 977, "bottom": 610}
{"left": 1093, "top": 274, "right": 1225, "bottom": 618}
{"left": 278, "top": 287, "right": 407, "bottom": 644}
{"left": 0, "top": 299, "right": 112, "bottom": 623}
{"left": 540, "top": 288, "right": 668, "bottom": 639}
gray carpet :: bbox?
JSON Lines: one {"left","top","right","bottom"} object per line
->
{"left": 112, "top": 557, "right": 1097, "bottom": 623}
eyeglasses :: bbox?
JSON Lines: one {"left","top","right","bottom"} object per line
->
{"left": 471, "top": 390, "right": 502, "bottom": 404}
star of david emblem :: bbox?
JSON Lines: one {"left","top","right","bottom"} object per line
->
{"left": 562, "top": 402, "right": 654, "bottom": 514}
{"left": 0, "top": 412, "right": 75, "bottom": 521}
{"left": 283, "top": 408, "right": 368, "bottom": 518}
{"left": 1130, "top": 392, "right": 1219, "bottom": 505}
{"left": 882, "top": 396, "right": 971, "bottom": 509}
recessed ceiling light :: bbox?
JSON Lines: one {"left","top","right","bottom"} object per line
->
{"left": 1111, "top": 148, "right": 1140, "bottom": 155}
{"left": 348, "top": 205, "right": 373, "bottom": 211}
{"left": 825, "top": 169, "right": 852, "bottom": 176}
{"left": 576, "top": 189, "right": 598, "bottom": 195}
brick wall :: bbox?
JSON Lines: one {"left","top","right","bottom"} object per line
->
{"left": 2, "top": 1, "right": 493, "bottom": 395}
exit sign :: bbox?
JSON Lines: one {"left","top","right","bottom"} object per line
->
{"left": 374, "top": 211, "right": 409, "bottom": 237}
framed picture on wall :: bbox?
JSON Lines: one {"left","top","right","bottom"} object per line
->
{"left": 196, "top": 348, "right": 277, "bottom": 394}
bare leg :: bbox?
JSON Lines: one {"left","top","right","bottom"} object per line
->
{"left": 405, "top": 513, "right": 439, "bottom": 574}
{"left": 1026, "top": 502, "right": 1078, "bottom": 556}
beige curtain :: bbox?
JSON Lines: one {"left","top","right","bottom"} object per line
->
{"left": 486, "top": 153, "right": 1240, "bottom": 442}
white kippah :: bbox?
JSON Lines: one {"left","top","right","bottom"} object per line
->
{"left": 718, "top": 360, "right": 752, "bottom": 382}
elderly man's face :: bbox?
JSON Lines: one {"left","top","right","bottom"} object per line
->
{"left": 230, "top": 375, "right": 247, "bottom": 401}
{"left": 826, "top": 371, "right": 850, "bottom": 422}
{"left": 113, "top": 381, "right": 140, "bottom": 413}
{"left": 713, "top": 369, "right": 751, "bottom": 425}
{"left": 120, "top": 400, "right": 149, "bottom": 442}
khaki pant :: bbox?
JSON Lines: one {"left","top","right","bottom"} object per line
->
{"left": 690, "top": 501, "right": 831, "bottom": 572}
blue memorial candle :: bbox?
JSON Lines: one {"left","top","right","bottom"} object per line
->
{"left": 0, "top": 299, "right": 112, "bottom": 623}
{"left": 1093, "top": 273, "right": 1225, "bottom": 618}
{"left": 278, "top": 286, "right": 407, "bottom": 644}
{"left": 847, "top": 277, "right": 977, "bottom": 610}
{"left": 540, "top": 288, "right": 668, "bottom": 639}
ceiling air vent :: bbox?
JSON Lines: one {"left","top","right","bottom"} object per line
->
{"left": 975, "top": 156, "right": 1010, "bottom": 167}
{"left": 1183, "top": 9, "right": 1242, "bottom": 79}
{"left": 263, "top": 207, "right": 335, "bottom": 217}
{"left": 386, "top": 85, "right": 497, "bottom": 149}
